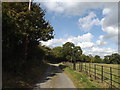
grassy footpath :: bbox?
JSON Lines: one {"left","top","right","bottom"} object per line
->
{"left": 60, "top": 64, "right": 101, "bottom": 88}
{"left": 3, "top": 61, "right": 49, "bottom": 88}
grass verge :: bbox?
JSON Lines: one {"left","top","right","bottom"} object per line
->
{"left": 62, "top": 65, "right": 100, "bottom": 88}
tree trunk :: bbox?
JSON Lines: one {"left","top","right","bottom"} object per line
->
{"left": 73, "top": 60, "right": 76, "bottom": 70}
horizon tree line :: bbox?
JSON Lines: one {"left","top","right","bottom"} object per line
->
{"left": 43, "top": 42, "right": 120, "bottom": 64}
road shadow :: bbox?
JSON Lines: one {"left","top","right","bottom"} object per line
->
{"left": 59, "top": 64, "right": 68, "bottom": 71}
{"left": 33, "top": 64, "right": 67, "bottom": 88}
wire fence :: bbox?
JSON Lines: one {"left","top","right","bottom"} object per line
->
{"left": 67, "top": 62, "right": 120, "bottom": 88}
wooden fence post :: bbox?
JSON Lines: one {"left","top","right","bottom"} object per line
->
{"left": 89, "top": 63, "right": 90, "bottom": 76}
{"left": 88, "top": 63, "right": 89, "bottom": 74}
{"left": 94, "top": 64, "right": 96, "bottom": 80}
{"left": 110, "top": 67, "right": 112, "bottom": 88}
{"left": 81, "top": 62, "right": 83, "bottom": 71}
{"left": 77, "top": 61, "right": 78, "bottom": 71}
{"left": 72, "top": 61, "right": 76, "bottom": 70}
{"left": 85, "top": 62, "right": 86, "bottom": 72}
{"left": 70, "top": 61, "right": 72, "bottom": 69}
{"left": 101, "top": 66, "right": 103, "bottom": 83}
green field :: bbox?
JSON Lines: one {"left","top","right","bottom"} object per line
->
{"left": 66, "top": 62, "right": 120, "bottom": 88}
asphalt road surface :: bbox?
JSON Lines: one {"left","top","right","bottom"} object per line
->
{"left": 33, "top": 64, "right": 76, "bottom": 89}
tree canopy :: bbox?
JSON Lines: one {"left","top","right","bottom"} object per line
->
{"left": 2, "top": 2, "right": 54, "bottom": 72}
{"left": 3, "top": 2, "right": 54, "bottom": 51}
{"left": 3, "top": 2, "right": 54, "bottom": 57}
{"left": 62, "top": 42, "right": 82, "bottom": 62}
{"left": 103, "top": 53, "right": 120, "bottom": 64}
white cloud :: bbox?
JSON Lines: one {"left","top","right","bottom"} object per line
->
{"left": 41, "top": 2, "right": 118, "bottom": 43}
{"left": 92, "top": 47, "right": 115, "bottom": 53}
{"left": 95, "top": 35, "right": 108, "bottom": 47}
{"left": 83, "top": 47, "right": 117, "bottom": 58}
{"left": 42, "top": 2, "right": 64, "bottom": 13}
{"left": 41, "top": 32, "right": 117, "bottom": 57}
{"left": 100, "top": 26, "right": 118, "bottom": 43}
{"left": 41, "top": 2, "right": 118, "bottom": 37}
{"left": 78, "top": 12, "right": 100, "bottom": 31}
{"left": 41, "top": 33, "right": 94, "bottom": 47}
{"left": 100, "top": 6, "right": 118, "bottom": 44}
{"left": 40, "top": 2, "right": 118, "bottom": 16}
{"left": 102, "top": 8, "right": 111, "bottom": 15}
{"left": 77, "top": 42, "right": 94, "bottom": 48}
{"left": 38, "top": 2, "right": 118, "bottom": 57}
{"left": 96, "top": 40, "right": 107, "bottom": 46}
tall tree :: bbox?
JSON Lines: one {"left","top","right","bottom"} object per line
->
{"left": 94, "top": 55, "right": 102, "bottom": 63}
{"left": 88, "top": 54, "right": 93, "bottom": 63}
{"left": 62, "top": 42, "right": 75, "bottom": 61}
{"left": 103, "top": 55, "right": 111, "bottom": 64}
{"left": 104, "top": 53, "right": 120, "bottom": 64}
{"left": 73, "top": 46, "right": 82, "bottom": 60}
{"left": 52, "top": 47, "right": 64, "bottom": 62}
{"left": 110, "top": 53, "right": 120, "bottom": 64}
{"left": 62, "top": 42, "right": 82, "bottom": 70}
{"left": 2, "top": 2, "right": 54, "bottom": 71}
{"left": 2, "top": 2, "right": 54, "bottom": 56}
{"left": 72, "top": 46, "right": 82, "bottom": 70}
{"left": 80, "top": 54, "right": 86, "bottom": 62}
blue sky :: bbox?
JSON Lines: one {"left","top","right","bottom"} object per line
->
{"left": 34, "top": 1, "right": 118, "bottom": 57}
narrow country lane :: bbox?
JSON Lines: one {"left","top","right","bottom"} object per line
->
{"left": 33, "top": 64, "right": 76, "bottom": 89}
